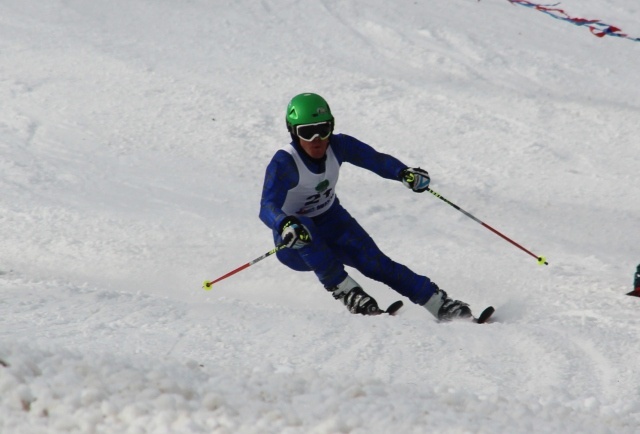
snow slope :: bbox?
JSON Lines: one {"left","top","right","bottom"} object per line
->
{"left": 1, "top": 0, "right": 639, "bottom": 432}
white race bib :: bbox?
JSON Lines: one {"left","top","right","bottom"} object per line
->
{"left": 281, "top": 144, "right": 339, "bottom": 217}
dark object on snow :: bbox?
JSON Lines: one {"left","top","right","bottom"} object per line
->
{"left": 627, "top": 264, "right": 640, "bottom": 297}
{"left": 474, "top": 306, "right": 495, "bottom": 324}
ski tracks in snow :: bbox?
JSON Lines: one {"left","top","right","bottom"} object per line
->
{"left": 2, "top": 276, "right": 640, "bottom": 432}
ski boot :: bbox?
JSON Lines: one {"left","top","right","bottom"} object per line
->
{"left": 327, "top": 275, "right": 380, "bottom": 315}
{"left": 423, "top": 285, "right": 472, "bottom": 321}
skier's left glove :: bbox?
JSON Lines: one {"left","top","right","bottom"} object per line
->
{"left": 279, "top": 216, "right": 312, "bottom": 249}
{"left": 401, "top": 167, "right": 431, "bottom": 192}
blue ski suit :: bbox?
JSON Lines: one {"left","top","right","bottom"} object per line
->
{"left": 259, "top": 133, "right": 437, "bottom": 305}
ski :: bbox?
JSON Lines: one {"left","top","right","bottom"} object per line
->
{"left": 473, "top": 306, "right": 495, "bottom": 324}
{"left": 384, "top": 300, "right": 404, "bottom": 315}
{"left": 373, "top": 301, "right": 488, "bottom": 320}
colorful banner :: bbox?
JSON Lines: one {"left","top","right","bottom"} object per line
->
{"left": 507, "top": 1, "right": 640, "bottom": 42}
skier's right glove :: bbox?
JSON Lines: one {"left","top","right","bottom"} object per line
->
{"left": 401, "top": 167, "right": 431, "bottom": 192}
{"left": 279, "top": 216, "right": 312, "bottom": 249}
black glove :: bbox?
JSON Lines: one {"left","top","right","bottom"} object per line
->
{"left": 279, "top": 216, "right": 312, "bottom": 249}
{"left": 401, "top": 167, "right": 431, "bottom": 192}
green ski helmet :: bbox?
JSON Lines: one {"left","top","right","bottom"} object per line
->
{"left": 285, "top": 93, "right": 335, "bottom": 136}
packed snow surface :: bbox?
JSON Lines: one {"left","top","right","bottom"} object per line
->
{"left": 1, "top": 0, "right": 639, "bottom": 433}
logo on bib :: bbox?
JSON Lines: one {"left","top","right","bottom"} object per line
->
{"left": 315, "top": 180, "right": 330, "bottom": 192}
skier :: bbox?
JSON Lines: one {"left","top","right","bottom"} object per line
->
{"left": 628, "top": 264, "right": 640, "bottom": 297}
{"left": 259, "top": 92, "right": 473, "bottom": 320}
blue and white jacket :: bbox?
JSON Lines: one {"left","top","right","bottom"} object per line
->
{"left": 260, "top": 133, "right": 408, "bottom": 232}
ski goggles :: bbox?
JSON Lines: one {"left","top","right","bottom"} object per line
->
{"left": 294, "top": 121, "right": 333, "bottom": 141}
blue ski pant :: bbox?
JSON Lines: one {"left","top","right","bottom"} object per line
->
{"left": 274, "top": 203, "right": 436, "bottom": 305}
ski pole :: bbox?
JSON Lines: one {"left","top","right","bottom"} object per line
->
{"left": 426, "top": 187, "right": 548, "bottom": 265}
{"left": 203, "top": 240, "right": 289, "bottom": 290}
